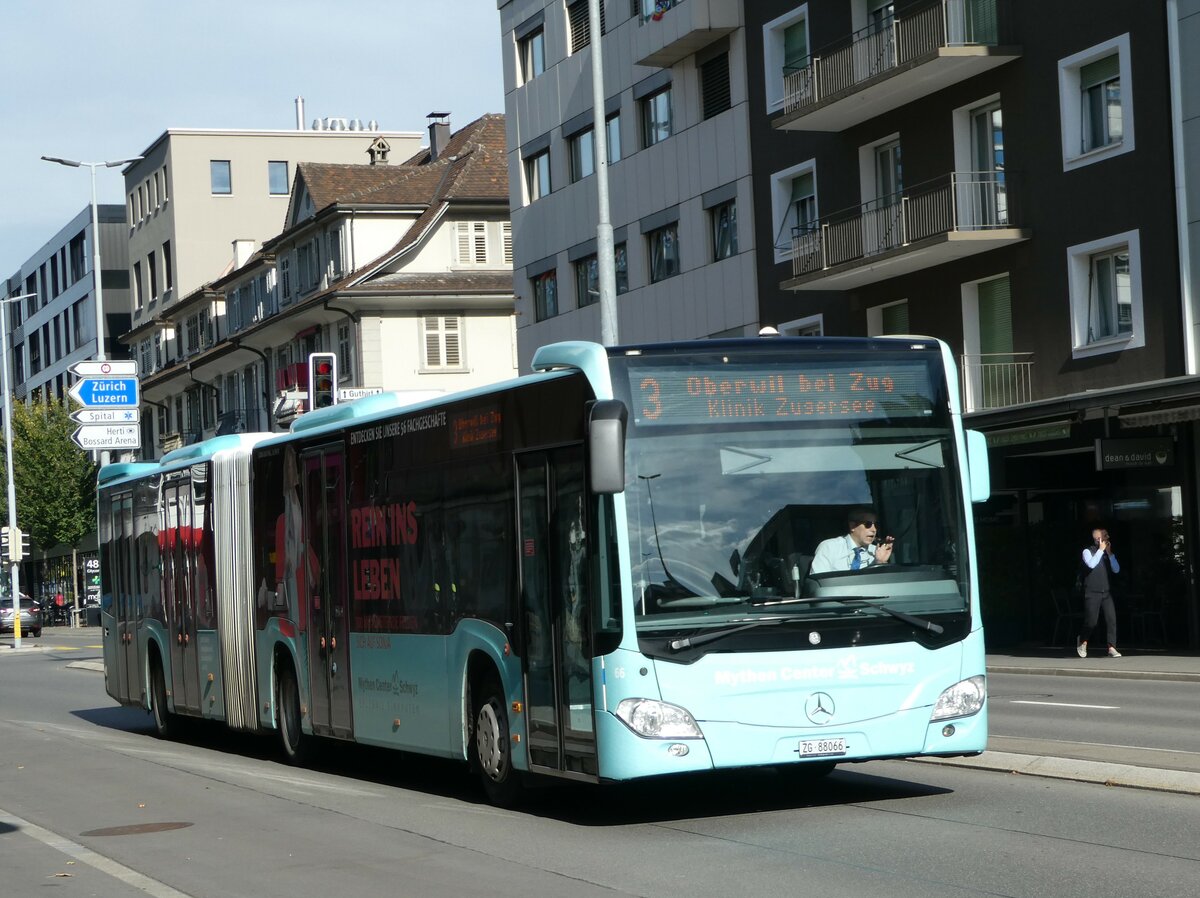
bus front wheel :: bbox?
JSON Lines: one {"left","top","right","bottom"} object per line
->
{"left": 472, "top": 677, "right": 522, "bottom": 806}
{"left": 276, "top": 664, "right": 310, "bottom": 764}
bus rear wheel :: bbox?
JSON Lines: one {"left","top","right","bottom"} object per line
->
{"left": 275, "top": 665, "right": 310, "bottom": 764}
{"left": 150, "top": 659, "right": 174, "bottom": 739}
{"left": 472, "top": 677, "right": 522, "bottom": 806}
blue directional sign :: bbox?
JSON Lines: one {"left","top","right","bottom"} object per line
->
{"left": 69, "top": 376, "right": 140, "bottom": 408}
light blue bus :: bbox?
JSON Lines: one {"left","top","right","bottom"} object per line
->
{"left": 99, "top": 337, "right": 990, "bottom": 804}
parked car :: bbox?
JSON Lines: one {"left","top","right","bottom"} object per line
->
{"left": 0, "top": 594, "right": 41, "bottom": 637}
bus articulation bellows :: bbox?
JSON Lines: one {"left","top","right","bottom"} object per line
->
{"left": 99, "top": 337, "right": 990, "bottom": 804}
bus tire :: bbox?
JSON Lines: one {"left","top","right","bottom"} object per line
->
{"left": 472, "top": 676, "right": 522, "bottom": 806}
{"left": 150, "top": 658, "right": 174, "bottom": 739}
{"left": 275, "top": 663, "right": 310, "bottom": 765}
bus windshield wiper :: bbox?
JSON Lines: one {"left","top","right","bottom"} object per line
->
{"left": 749, "top": 595, "right": 944, "bottom": 634}
{"left": 665, "top": 618, "right": 786, "bottom": 652}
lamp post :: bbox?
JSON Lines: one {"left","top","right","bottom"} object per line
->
{"left": 40, "top": 156, "right": 142, "bottom": 364}
{"left": 1, "top": 294, "right": 35, "bottom": 649}
{"left": 42, "top": 155, "right": 142, "bottom": 469}
{"left": 588, "top": 0, "right": 618, "bottom": 346}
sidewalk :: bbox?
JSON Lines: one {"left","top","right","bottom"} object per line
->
{"left": 920, "top": 647, "right": 1200, "bottom": 796}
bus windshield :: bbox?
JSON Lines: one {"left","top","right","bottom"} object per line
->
{"left": 611, "top": 347, "right": 969, "bottom": 635}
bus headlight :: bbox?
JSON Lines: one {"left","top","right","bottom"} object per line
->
{"left": 615, "top": 698, "right": 703, "bottom": 739}
{"left": 930, "top": 675, "right": 986, "bottom": 721}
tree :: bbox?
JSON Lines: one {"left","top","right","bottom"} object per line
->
{"left": 0, "top": 398, "right": 97, "bottom": 551}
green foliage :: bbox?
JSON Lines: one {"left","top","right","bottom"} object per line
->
{"left": 0, "top": 398, "right": 97, "bottom": 550}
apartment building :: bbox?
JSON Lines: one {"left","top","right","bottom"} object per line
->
{"left": 118, "top": 122, "right": 423, "bottom": 448}
{"left": 134, "top": 114, "right": 517, "bottom": 454}
{"left": 4, "top": 205, "right": 131, "bottom": 405}
{"left": 499, "top": 0, "right": 1200, "bottom": 648}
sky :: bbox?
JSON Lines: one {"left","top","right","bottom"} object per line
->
{"left": 0, "top": 0, "right": 506, "bottom": 279}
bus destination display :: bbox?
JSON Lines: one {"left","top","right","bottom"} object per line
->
{"left": 628, "top": 360, "right": 936, "bottom": 426}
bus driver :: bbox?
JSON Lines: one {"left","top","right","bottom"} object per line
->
{"left": 811, "top": 508, "right": 895, "bottom": 573}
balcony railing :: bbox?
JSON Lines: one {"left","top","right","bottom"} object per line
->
{"left": 635, "top": 0, "right": 685, "bottom": 23}
{"left": 791, "top": 171, "right": 1009, "bottom": 277}
{"left": 216, "top": 407, "right": 266, "bottom": 435}
{"left": 783, "top": 0, "right": 1000, "bottom": 114}
{"left": 961, "top": 352, "right": 1033, "bottom": 411}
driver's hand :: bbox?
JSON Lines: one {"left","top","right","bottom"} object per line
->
{"left": 875, "top": 540, "right": 894, "bottom": 563}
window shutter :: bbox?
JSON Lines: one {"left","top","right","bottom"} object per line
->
{"left": 455, "top": 222, "right": 471, "bottom": 264}
{"left": 881, "top": 301, "right": 909, "bottom": 334}
{"left": 444, "top": 316, "right": 461, "bottom": 367}
{"left": 978, "top": 276, "right": 1013, "bottom": 354}
{"left": 701, "top": 53, "right": 731, "bottom": 120}
{"left": 568, "top": 1, "right": 590, "bottom": 52}
{"left": 502, "top": 223, "right": 513, "bottom": 265}
{"left": 424, "top": 315, "right": 442, "bottom": 367}
{"left": 472, "top": 222, "right": 487, "bottom": 263}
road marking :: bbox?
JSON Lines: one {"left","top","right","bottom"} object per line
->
{"left": 1010, "top": 700, "right": 1120, "bottom": 709}
{"left": 0, "top": 809, "right": 192, "bottom": 898}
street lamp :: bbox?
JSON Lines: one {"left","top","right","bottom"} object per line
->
{"left": 42, "top": 154, "right": 142, "bottom": 469}
{"left": 41, "top": 156, "right": 142, "bottom": 364}
{"left": 1, "top": 294, "right": 35, "bottom": 648}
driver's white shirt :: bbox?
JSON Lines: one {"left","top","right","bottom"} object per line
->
{"left": 811, "top": 534, "right": 879, "bottom": 573}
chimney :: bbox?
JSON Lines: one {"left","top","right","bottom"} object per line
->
{"left": 295, "top": 96, "right": 305, "bottom": 130}
{"left": 233, "top": 239, "right": 256, "bottom": 269}
{"left": 427, "top": 112, "right": 451, "bottom": 161}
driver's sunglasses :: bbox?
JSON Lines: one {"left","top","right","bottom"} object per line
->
{"left": 856, "top": 520, "right": 879, "bottom": 528}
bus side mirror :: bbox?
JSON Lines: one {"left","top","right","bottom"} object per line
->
{"left": 588, "top": 400, "right": 627, "bottom": 495}
{"left": 966, "top": 429, "right": 990, "bottom": 503}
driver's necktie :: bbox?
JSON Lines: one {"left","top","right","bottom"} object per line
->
{"left": 851, "top": 547, "right": 865, "bottom": 570}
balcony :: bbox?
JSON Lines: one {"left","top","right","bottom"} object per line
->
{"left": 216, "top": 407, "right": 266, "bottom": 435}
{"left": 781, "top": 172, "right": 1029, "bottom": 291}
{"left": 774, "top": 0, "right": 1019, "bottom": 132}
{"left": 961, "top": 353, "right": 1033, "bottom": 412}
{"left": 633, "top": 0, "right": 740, "bottom": 69}
{"left": 275, "top": 362, "right": 308, "bottom": 393}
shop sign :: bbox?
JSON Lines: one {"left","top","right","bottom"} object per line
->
{"left": 1094, "top": 437, "right": 1175, "bottom": 471}
{"left": 984, "top": 421, "right": 1072, "bottom": 448}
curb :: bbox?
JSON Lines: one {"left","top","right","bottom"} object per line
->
{"left": 988, "top": 664, "right": 1200, "bottom": 683}
{"left": 914, "top": 750, "right": 1200, "bottom": 796}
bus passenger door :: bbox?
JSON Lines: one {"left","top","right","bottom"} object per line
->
{"left": 302, "top": 445, "right": 353, "bottom": 739}
{"left": 517, "top": 447, "right": 598, "bottom": 778}
{"left": 167, "top": 481, "right": 201, "bottom": 713}
{"left": 113, "top": 492, "right": 138, "bottom": 704}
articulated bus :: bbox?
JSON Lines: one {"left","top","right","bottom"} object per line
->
{"left": 99, "top": 337, "right": 991, "bottom": 804}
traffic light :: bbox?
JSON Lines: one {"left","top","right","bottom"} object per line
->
{"left": 1, "top": 526, "right": 26, "bottom": 563}
{"left": 307, "top": 352, "right": 338, "bottom": 410}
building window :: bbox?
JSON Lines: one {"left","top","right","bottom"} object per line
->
{"left": 162, "top": 240, "right": 173, "bottom": 292}
{"left": 614, "top": 242, "right": 628, "bottom": 294}
{"left": 519, "top": 27, "right": 545, "bottom": 83}
{"left": 132, "top": 260, "right": 143, "bottom": 311}
{"left": 69, "top": 232, "right": 86, "bottom": 283}
{"left": 338, "top": 321, "right": 354, "bottom": 378}
{"left": 268, "top": 161, "right": 289, "bottom": 195}
{"left": 279, "top": 254, "right": 291, "bottom": 301}
{"left": 186, "top": 314, "right": 200, "bottom": 354}
{"left": 700, "top": 52, "right": 731, "bottom": 120}
{"left": 455, "top": 221, "right": 489, "bottom": 264}
{"left": 575, "top": 255, "right": 599, "bottom": 307}
{"left": 147, "top": 250, "right": 158, "bottom": 302}
{"left": 1058, "top": 35, "right": 1133, "bottom": 170}
{"left": 641, "top": 86, "right": 672, "bottom": 148}
{"left": 567, "top": 0, "right": 604, "bottom": 53}
{"left": 210, "top": 160, "right": 232, "bottom": 194}
{"left": 71, "top": 300, "right": 86, "bottom": 346}
{"left": 606, "top": 113, "right": 622, "bottom": 164}
{"left": 569, "top": 128, "right": 595, "bottom": 183}
{"left": 771, "top": 162, "right": 817, "bottom": 260}
{"left": 647, "top": 222, "right": 680, "bottom": 283}
{"left": 533, "top": 270, "right": 558, "bottom": 321}
{"left": 763, "top": 8, "right": 809, "bottom": 111}
{"left": 422, "top": 315, "right": 463, "bottom": 369}
{"left": 28, "top": 332, "right": 41, "bottom": 374}
{"left": 866, "top": 299, "right": 909, "bottom": 336}
{"left": 711, "top": 201, "right": 737, "bottom": 260}
{"left": 525, "top": 149, "right": 551, "bottom": 202}
{"left": 1068, "top": 231, "right": 1143, "bottom": 358}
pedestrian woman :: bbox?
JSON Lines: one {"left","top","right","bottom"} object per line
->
{"left": 1077, "top": 527, "right": 1121, "bottom": 658}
